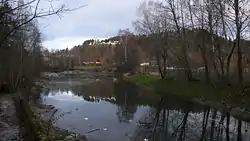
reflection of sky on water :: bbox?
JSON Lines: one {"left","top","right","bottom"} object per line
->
{"left": 41, "top": 79, "right": 250, "bottom": 141}
{"left": 44, "top": 90, "right": 117, "bottom": 102}
{"left": 46, "top": 90, "right": 83, "bottom": 102}
{"left": 42, "top": 88, "right": 150, "bottom": 141}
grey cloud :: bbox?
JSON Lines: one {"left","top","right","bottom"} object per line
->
{"left": 38, "top": 0, "right": 141, "bottom": 49}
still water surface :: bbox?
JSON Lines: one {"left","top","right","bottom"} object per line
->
{"left": 42, "top": 77, "right": 250, "bottom": 141}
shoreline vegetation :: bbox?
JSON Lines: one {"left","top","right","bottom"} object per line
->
{"left": 74, "top": 65, "right": 102, "bottom": 71}
{"left": 37, "top": 75, "right": 88, "bottom": 141}
{"left": 126, "top": 75, "right": 250, "bottom": 121}
{"left": 0, "top": 75, "right": 88, "bottom": 141}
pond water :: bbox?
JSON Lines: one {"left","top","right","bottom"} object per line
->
{"left": 42, "top": 77, "right": 250, "bottom": 141}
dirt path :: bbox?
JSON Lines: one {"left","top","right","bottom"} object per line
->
{"left": 0, "top": 94, "right": 20, "bottom": 141}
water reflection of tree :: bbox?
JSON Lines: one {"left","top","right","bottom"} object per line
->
{"left": 47, "top": 80, "right": 141, "bottom": 123}
{"left": 42, "top": 87, "right": 50, "bottom": 96}
{"left": 73, "top": 81, "right": 115, "bottom": 100}
{"left": 133, "top": 97, "right": 250, "bottom": 141}
{"left": 30, "top": 85, "right": 44, "bottom": 105}
{"left": 70, "top": 80, "right": 141, "bottom": 123}
{"left": 114, "top": 81, "right": 139, "bottom": 123}
{"left": 43, "top": 79, "right": 158, "bottom": 106}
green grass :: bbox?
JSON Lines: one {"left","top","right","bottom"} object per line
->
{"left": 127, "top": 75, "right": 250, "bottom": 108}
{"left": 127, "top": 75, "right": 159, "bottom": 87}
{"left": 127, "top": 75, "right": 219, "bottom": 98}
{"left": 74, "top": 65, "right": 102, "bottom": 70}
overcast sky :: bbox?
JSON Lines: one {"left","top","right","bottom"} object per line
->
{"left": 38, "top": 0, "right": 142, "bottom": 50}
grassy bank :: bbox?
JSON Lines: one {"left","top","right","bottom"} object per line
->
{"left": 127, "top": 75, "right": 250, "bottom": 109}
{"left": 74, "top": 65, "right": 102, "bottom": 70}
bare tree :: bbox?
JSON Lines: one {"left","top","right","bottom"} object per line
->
{"left": 0, "top": 0, "right": 86, "bottom": 47}
{"left": 0, "top": 0, "right": 85, "bottom": 140}
{"left": 118, "top": 28, "right": 132, "bottom": 64}
{"left": 229, "top": 0, "right": 250, "bottom": 85}
{"left": 188, "top": 0, "right": 212, "bottom": 82}
{"left": 133, "top": 1, "right": 171, "bottom": 79}
{"left": 115, "top": 29, "right": 140, "bottom": 73}
{"left": 210, "top": 0, "right": 250, "bottom": 84}
{"left": 166, "top": 0, "right": 194, "bottom": 80}
{"left": 0, "top": 0, "right": 85, "bottom": 92}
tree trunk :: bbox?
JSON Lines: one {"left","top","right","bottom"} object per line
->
{"left": 169, "top": 0, "right": 192, "bottom": 80}
{"left": 162, "top": 51, "right": 167, "bottom": 79}
{"left": 237, "top": 120, "right": 242, "bottom": 141}
{"left": 180, "top": 0, "right": 192, "bottom": 81}
{"left": 217, "top": 44, "right": 225, "bottom": 80}
{"left": 14, "top": 94, "right": 40, "bottom": 141}
{"left": 200, "top": 108, "right": 210, "bottom": 141}
{"left": 237, "top": 34, "right": 243, "bottom": 85}
{"left": 226, "top": 112, "right": 230, "bottom": 141}
{"left": 156, "top": 52, "right": 164, "bottom": 79}
{"left": 200, "top": 36, "right": 210, "bottom": 83}
{"left": 234, "top": 0, "right": 243, "bottom": 85}
{"left": 161, "top": 109, "right": 166, "bottom": 141}
{"left": 183, "top": 47, "right": 193, "bottom": 81}
{"left": 152, "top": 97, "right": 164, "bottom": 140}
{"left": 210, "top": 109, "right": 217, "bottom": 141}
{"left": 226, "top": 41, "right": 236, "bottom": 79}
{"left": 179, "top": 111, "right": 189, "bottom": 141}
{"left": 207, "top": 0, "right": 220, "bottom": 81}
{"left": 219, "top": 1, "right": 235, "bottom": 82}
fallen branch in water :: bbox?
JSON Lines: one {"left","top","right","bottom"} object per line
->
{"left": 86, "top": 128, "right": 101, "bottom": 134}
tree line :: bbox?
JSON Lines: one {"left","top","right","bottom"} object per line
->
{"left": 132, "top": 0, "right": 250, "bottom": 86}
{"left": 0, "top": 0, "right": 43, "bottom": 93}
{"left": 43, "top": 0, "right": 250, "bottom": 86}
{"left": 0, "top": 0, "right": 85, "bottom": 140}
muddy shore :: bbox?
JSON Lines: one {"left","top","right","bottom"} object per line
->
{"left": 0, "top": 71, "right": 91, "bottom": 141}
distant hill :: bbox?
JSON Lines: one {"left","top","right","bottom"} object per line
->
{"left": 67, "top": 28, "right": 250, "bottom": 68}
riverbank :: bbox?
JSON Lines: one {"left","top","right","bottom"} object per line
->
{"left": 38, "top": 74, "right": 89, "bottom": 141}
{"left": 0, "top": 76, "right": 88, "bottom": 141}
{"left": 74, "top": 65, "right": 102, "bottom": 71}
{"left": 0, "top": 95, "right": 87, "bottom": 141}
{"left": 34, "top": 104, "right": 88, "bottom": 141}
{"left": 126, "top": 75, "right": 250, "bottom": 120}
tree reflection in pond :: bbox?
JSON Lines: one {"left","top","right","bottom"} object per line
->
{"left": 134, "top": 97, "right": 250, "bottom": 141}
{"left": 41, "top": 78, "right": 250, "bottom": 141}
{"left": 114, "top": 81, "right": 139, "bottom": 123}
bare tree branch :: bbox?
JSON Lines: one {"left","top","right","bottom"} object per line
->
{"left": 0, "top": 0, "right": 87, "bottom": 47}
